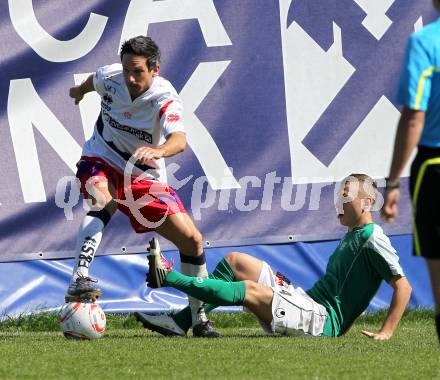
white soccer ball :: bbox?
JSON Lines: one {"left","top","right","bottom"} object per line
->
{"left": 60, "top": 302, "right": 106, "bottom": 340}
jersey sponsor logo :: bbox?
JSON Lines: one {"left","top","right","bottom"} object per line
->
{"left": 166, "top": 113, "right": 181, "bottom": 123}
{"left": 288, "top": 1, "right": 435, "bottom": 167}
{"left": 338, "top": 237, "right": 358, "bottom": 255}
{"left": 101, "top": 101, "right": 111, "bottom": 112}
{"left": 343, "top": 231, "right": 361, "bottom": 253}
{"left": 103, "top": 93, "right": 113, "bottom": 104}
{"left": 104, "top": 76, "right": 121, "bottom": 86}
{"left": 124, "top": 112, "right": 132, "bottom": 119}
{"left": 348, "top": 242, "right": 358, "bottom": 253}
{"left": 339, "top": 240, "right": 347, "bottom": 250}
{"left": 349, "top": 234, "right": 361, "bottom": 253}
{"left": 102, "top": 112, "right": 153, "bottom": 143}
{"left": 104, "top": 83, "right": 116, "bottom": 94}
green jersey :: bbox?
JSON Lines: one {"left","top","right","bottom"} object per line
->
{"left": 307, "top": 223, "right": 405, "bottom": 337}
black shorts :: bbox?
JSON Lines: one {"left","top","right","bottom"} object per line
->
{"left": 409, "top": 146, "right": 440, "bottom": 259}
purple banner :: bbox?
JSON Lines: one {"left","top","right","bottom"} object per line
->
{"left": 0, "top": 1, "right": 436, "bottom": 261}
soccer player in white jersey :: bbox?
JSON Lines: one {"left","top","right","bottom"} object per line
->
{"left": 137, "top": 174, "right": 412, "bottom": 339}
{"left": 67, "top": 36, "right": 218, "bottom": 337}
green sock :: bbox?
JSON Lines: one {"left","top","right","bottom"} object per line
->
{"left": 165, "top": 270, "right": 245, "bottom": 308}
{"left": 172, "top": 258, "right": 236, "bottom": 331}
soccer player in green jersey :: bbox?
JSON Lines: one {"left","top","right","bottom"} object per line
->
{"left": 136, "top": 174, "right": 412, "bottom": 339}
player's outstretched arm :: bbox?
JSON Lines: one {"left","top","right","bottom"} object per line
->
{"left": 362, "top": 275, "right": 412, "bottom": 340}
{"left": 69, "top": 74, "right": 95, "bottom": 105}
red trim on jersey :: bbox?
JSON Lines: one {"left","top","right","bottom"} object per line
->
{"left": 159, "top": 100, "right": 173, "bottom": 119}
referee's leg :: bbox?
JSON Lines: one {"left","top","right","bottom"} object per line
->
{"left": 426, "top": 259, "right": 440, "bottom": 342}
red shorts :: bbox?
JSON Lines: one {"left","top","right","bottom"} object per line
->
{"left": 76, "top": 157, "right": 186, "bottom": 233}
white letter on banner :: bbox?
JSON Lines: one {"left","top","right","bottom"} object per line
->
{"left": 179, "top": 61, "right": 240, "bottom": 189}
{"left": 8, "top": 79, "right": 82, "bottom": 203}
{"left": 120, "top": 0, "right": 231, "bottom": 48}
{"left": 352, "top": 0, "right": 393, "bottom": 40}
{"left": 55, "top": 176, "right": 81, "bottom": 220}
{"left": 279, "top": 0, "right": 407, "bottom": 183}
{"left": 8, "top": 0, "right": 107, "bottom": 62}
{"left": 191, "top": 176, "right": 218, "bottom": 221}
{"left": 235, "top": 176, "right": 261, "bottom": 212}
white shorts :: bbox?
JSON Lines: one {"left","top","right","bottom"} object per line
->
{"left": 256, "top": 262, "right": 327, "bottom": 337}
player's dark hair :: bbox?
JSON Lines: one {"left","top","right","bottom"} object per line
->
{"left": 120, "top": 36, "right": 161, "bottom": 71}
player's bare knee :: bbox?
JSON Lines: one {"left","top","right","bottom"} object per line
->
{"left": 87, "top": 196, "right": 117, "bottom": 215}
{"left": 225, "top": 252, "right": 240, "bottom": 269}
{"left": 226, "top": 252, "right": 248, "bottom": 279}
{"left": 84, "top": 183, "right": 115, "bottom": 211}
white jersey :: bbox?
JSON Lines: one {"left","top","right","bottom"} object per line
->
{"left": 82, "top": 63, "right": 185, "bottom": 182}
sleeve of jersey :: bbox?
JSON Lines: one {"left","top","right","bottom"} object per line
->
{"left": 93, "top": 64, "right": 121, "bottom": 97}
{"left": 366, "top": 230, "right": 405, "bottom": 283}
{"left": 396, "top": 33, "right": 434, "bottom": 112}
{"left": 158, "top": 97, "right": 185, "bottom": 138}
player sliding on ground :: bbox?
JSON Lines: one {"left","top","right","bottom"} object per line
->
{"left": 136, "top": 174, "right": 412, "bottom": 339}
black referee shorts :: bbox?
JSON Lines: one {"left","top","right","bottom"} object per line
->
{"left": 409, "top": 146, "right": 440, "bottom": 259}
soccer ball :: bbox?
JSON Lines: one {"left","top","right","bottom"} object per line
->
{"left": 60, "top": 302, "right": 106, "bottom": 340}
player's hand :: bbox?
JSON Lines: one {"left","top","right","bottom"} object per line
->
{"left": 361, "top": 330, "right": 392, "bottom": 340}
{"left": 133, "top": 146, "right": 164, "bottom": 165}
{"left": 381, "top": 188, "right": 400, "bottom": 223}
{"left": 69, "top": 85, "right": 85, "bottom": 105}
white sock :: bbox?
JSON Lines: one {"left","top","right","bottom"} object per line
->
{"left": 180, "top": 260, "right": 209, "bottom": 326}
{"left": 71, "top": 215, "right": 104, "bottom": 282}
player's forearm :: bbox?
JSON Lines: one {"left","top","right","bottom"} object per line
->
{"left": 78, "top": 74, "right": 95, "bottom": 96}
{"left": 379, "top": 279, "right": 412, "bottom": 336}
{"left": 388, "top": 107, "right": 424, "bottom": 183}
{"left": 157, "top": 132, "right": 186, "bottom": 158}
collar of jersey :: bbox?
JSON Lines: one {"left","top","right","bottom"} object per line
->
{"left": 350, "top": 222, "right": 374, "bottom": 233}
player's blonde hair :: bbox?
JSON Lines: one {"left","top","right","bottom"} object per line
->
{"left": 343, "top": 173, "right": 378, "bottom": 204}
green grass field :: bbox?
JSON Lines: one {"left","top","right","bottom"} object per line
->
{"left": 0, "top": 310, "right": 438, "bottom": 380}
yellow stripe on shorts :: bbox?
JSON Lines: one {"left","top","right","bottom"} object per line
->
{"left": 412, "top": 157, "right": 440, "bottom": 256}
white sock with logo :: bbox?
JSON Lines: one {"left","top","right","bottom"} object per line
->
{"left": 71, "top": 215, "right": 104, "bottom": 282}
